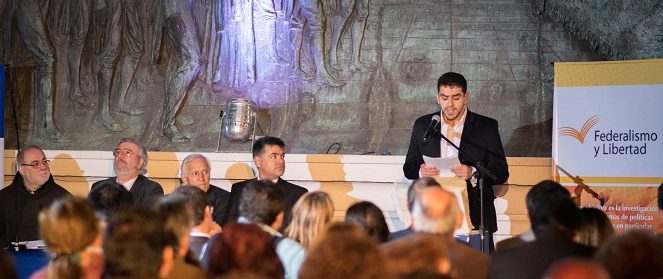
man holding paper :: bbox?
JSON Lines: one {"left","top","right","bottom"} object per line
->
{"left": 403, "top": 72, "right": 509, "bottom": 251}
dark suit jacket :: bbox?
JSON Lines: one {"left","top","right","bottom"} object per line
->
{"left": 207, "top": 185, "right": 230, "bottom": 225}
{"left": 0, "top": 175, "right": 70, "bottom": 247}
{"left": 222, "top": 178, "right": 308, "bottom": 230}
{"left": 382, "top": 233, "right": 489, "bottom": 279}
{"left": 403, "top": 110, "right": 509, "bottom": 232}
{"left": 91, "top": 175, "right": 164, "bottom": 208}
{"left": 188, "top": 235, "right": 210, "bottom": 260}
{"left": 489, "top": 227, "right": 595, "bottom": 279}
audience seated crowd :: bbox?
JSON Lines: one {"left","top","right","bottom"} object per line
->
{"left": 2, "top": 141, "right": 663, "bottom": 279}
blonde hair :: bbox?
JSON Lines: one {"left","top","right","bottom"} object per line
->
{"left": 39, "top": 196, "right": 99, "bottom": 279}
{"left": 285, "top": 191, "right": 335, "bottom": 249}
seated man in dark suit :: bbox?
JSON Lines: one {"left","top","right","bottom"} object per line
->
{"left": 0, "top": 145, "right": 70, "bottom": 248}
{"left": 489, "top": 180, "right": 595, "bottom": 279}
{"left": 223, "top": 136, "right": 308, "bottom": 230}
{"left": 91, "top": 138, "right": 163, "bottom": 208}
{"left": 384, "top": 187, "right": 489, "bottom": 279}
{"left": 179, "top": 154, "right": 230, "bottom": 225}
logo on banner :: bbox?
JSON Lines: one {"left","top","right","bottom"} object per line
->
{"left": 558, "top": 115, "right": 599, "bottom": 144}
{"left": 559, "top": 115, "right": 658, "bottom": 157}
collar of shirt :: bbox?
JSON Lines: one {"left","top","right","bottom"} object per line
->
{"left": 257, "top": 176, "right": 280, "bottom": 183}
{"left": 237, "top": 216, "right": 283, "bottom": 237}
{"left": 440, "top": 107, "right": 468, "bottom": 157}
{"left": 189, "top": 231, "right": 210, "bottom": 238}
{"left": 117, "top": 176, "right": 138, "bottom": 192}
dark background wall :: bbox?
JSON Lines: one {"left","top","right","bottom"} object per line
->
{"left": 1, "top": 0, "right": 661, "bottom": 156}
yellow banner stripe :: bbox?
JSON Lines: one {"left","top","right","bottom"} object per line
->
{"left": 556, "top": 176, "right": 663, "bottom": 184}
{"left": 555, "top": 59, "right": 663, "bottom": 87}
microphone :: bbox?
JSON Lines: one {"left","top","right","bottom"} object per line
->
{"left": 423, "top": 115, "right": 441, "bottom": 143}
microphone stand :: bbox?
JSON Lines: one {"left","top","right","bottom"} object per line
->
{"left": 435, "top": 127, "right": 498, "bottom": 254}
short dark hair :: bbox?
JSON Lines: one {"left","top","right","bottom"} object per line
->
{"left": 158, "top": 194, "right": 194, "bottom": 253}
{"left": 172, "top": 185, "right": 210, "bottom": 225}
{"left": 105, "top": 206, "right": 167, "bottom": 278}
{"left": 345, "top": 201, "right": 390, "bottom": 243}
{"left": 88, "top": 180, "right": 134, "bottom": 220}
{"left": 595, "top": 230, "right": 663, "bottom": 279}
{"left": 437, "top": 72, "right": 467, "bottom": 93}
{"left": 525, "top": 180, "right": 570, "bottom": 218}
{"left": 239, "top": 180, "right": 285, "bottom": 225}
{"left": 407, "top": 177, "right": 441, "bottom": 212}
{"left": 527, "top": 181, "right": 579, "bottom": 235}
{"left": 252, "top": 136, "right": 285, "bottom": 158}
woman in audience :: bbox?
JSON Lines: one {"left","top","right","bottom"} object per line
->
{"left": 575, "top": 207, "right": 615, "bottom": 247}
{"left": 299, "top": 222, "right": 387, "bottom": 279}
{"left": 205, "top": 222, "right": 284, "bottom": 278}
{"left": 30, "top": 196, "right": 103, "bottom": 279}
{"left": 345, "top": 201, "right": 390, "bottom": 243}
{"left": 285, "top": 191, "right": 335, "bottom": 249}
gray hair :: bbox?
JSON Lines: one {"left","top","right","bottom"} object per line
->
{"left": 411, "top": 189, "right": 459, "bottom": 235}
{"left": 118, "top": 138, "right": 148, "bottom": 174}
{"left": 16, "top": 145, "right": 45, "bottom": 172}
{"left": 179, "top": 153, "right": 211, "bottom": 178}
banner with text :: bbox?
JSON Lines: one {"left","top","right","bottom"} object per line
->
{"left": 553, "top": 59, "right": 663, "bottom": 232}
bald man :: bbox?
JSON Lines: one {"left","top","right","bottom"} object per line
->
{"left": 385, "top": 187, "right": 489, "bottom": 279}
{"left": 543, "top": 259, "right": 609, "bottom": 279}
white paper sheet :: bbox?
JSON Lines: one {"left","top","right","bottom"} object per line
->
{"left": 423, "top": 155, "right": 461, "bottom": 177}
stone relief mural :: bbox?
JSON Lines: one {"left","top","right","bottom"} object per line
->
{"left": 2, "top": 0, "right": 656, "bottom": 156}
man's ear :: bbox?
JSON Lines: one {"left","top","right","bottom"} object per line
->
{"left": 271, "top": 211, "right": 284, "bottom": 231}
{"left": 17, "top": 166, "right": 25, "bottom": 176}
{"left": 253, "top": 156, "right": 262, "bottom": 169}
{"left": 159, "top": 246, "right": 175, "bottom": 279}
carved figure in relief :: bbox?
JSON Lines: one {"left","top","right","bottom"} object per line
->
{"left": 93, "top": 0, "right": 146, "bottom": 132}
{"left": 327, "top": 0, "right": 371, "bottom": 71}
{"left": 3, "top": 0, "right": 69, "bottom": 141}
{"left": 151, "top": 0, "right": 202, "bottom": 142}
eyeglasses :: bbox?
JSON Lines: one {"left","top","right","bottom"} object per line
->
{"left": 21, "top": 159, "right": 51, "bottom": 169}
{"left": 113, "top": 149, "right": 136, "bottom": 158}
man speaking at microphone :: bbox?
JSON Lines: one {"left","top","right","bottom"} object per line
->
{"left": 403, "top": 72, "right": 509, "bottom": 252}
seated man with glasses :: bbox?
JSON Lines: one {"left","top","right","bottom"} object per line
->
{"left": 0, "top": 145, "right": 71, "bottom": 249}
{"left": 91, "top": 138, "right": 164, "bottom": 208}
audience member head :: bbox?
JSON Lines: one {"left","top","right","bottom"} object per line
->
{"left": 574, "top": 207, "right": 615, "bottom": 247}
{"left": 15, "top": 145, "right": 52, "bottom": 192}
{"left": 38, "top": 196, "right": 100, "bottom": 279}
{"left": 239, "top": 179, "right": 285, "bottom": 229}
{"left": 658, "top": 183, "right": 663, "bottom": 211}
{"left": 180, "top": 154, "right": 212, "bottom": 192}
{"left": 595, "top": 229, "right": 663, "bottom": 279}
{"left": 112, "top": 138, "right": 148, "bottom": 178}
{"left": 252, "top": 136, "right": 286, "bottom": 180}
{"left": 206, "top": 222, "right": 284, "bottom": 279}
{"left": 0, "top": 250, "right": 18, "bottom": 279}
{"left": 526, "top": 180, "right": 579, "bottom": 236}
{"left": 543, "top": 259, "right": 609, "bottom": 279}
{"left": 87, "top": 180, "right": 133, "bottom": 221}
{"left": 345, "top": 201, "right": 390, "bottom": 243}
{"left": 172, "top": 185, "right": 210, "bottom": 226}
{"left": 158, "top": 194, "right": 195, "bottom": 258}
{"left": 105, "top": 206, "right": 171, "bottom": 279}
{"left": 299, "top": 222, "right": 386, "bottom": 279}
{"left": 285, "top": 191, "right": 335, "bottom": 249}
{"left": 407, "top": 177, "right": 441, "bottom": 212}
{"left": 382, "top": 233, "right": 452, "bottom": 279}
{"left": 411, "top": 187, "right": 463, "bottom": 236}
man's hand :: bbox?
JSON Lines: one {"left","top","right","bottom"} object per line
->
{"left": 420, "top": 164, "right": 440, "bottom": 177}
{"left": 451, "top": 164, "right": 473, "bottom": 180}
